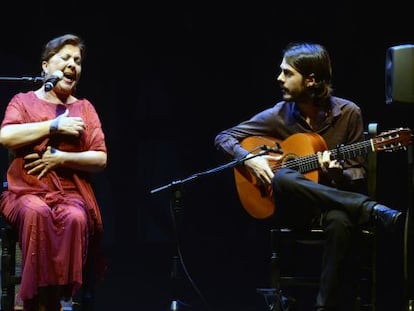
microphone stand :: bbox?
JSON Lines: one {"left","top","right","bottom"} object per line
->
{"left": 150, "top": 148, "right": 278, "bottom": 311}
{"left": 0, "top": 76, "right": 43, "bottom": 82}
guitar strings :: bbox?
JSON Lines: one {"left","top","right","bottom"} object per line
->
{"left": 247, "top": 129, "right": 408, "bottom": 174}
{"left": 268, "top": 140, "right": 373, "bottom": 174}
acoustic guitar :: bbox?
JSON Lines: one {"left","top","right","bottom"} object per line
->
{"left": 234, "top": 128, "right": 413, "bottom": 219}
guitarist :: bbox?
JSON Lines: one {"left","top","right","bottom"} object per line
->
{"left": 214, "top": 42, "right": 403, "bottom": 311}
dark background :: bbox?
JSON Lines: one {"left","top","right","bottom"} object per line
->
{"left": 0, "top": 1, "right": 413, "bottom": 310}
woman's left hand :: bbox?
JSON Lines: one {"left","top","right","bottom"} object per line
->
{"left": 24, "top": 146, "right": 60, "bottom": 179}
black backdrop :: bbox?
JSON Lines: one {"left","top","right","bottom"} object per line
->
{"left": 0, "top": 2, "right": 413, "bottom": 310}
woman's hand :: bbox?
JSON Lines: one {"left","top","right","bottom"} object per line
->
{"left": 24, "top": 146, "right": 61, "bottom": 179}
{"left": 50, "top": 109, "right": 85, "bottom": 136}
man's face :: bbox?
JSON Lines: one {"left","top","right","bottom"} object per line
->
{"left": 277, "top": 58, "right": 307, "bottom": 102}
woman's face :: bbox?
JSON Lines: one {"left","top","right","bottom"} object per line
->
{"left": 42, "top": 44, "right": 82, "bottom": 95}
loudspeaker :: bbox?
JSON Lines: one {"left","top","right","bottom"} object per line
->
{"left": 385, "top": 44, "right": 414, "bottom": 104}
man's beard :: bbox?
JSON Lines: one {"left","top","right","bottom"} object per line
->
{"left": 283, "top": 89, "right": 313, "bottom": 102}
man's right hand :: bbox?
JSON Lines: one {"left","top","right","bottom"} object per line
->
{"left": 244, "top": 153, "right": 281, "bottom": 185}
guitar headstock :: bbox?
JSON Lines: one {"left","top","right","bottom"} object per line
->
{"left": 373, "top": 128, "right": 413, "bottom": 152}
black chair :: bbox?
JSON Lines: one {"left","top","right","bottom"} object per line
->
{"left": 257, "top": 123, "right": 380, "bottom": 311}
{"left": 0, "top": 211, "right": 22, "bottom": 311}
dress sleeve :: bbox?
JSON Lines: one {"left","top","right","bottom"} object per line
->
{"left": 82, "top": 100, "right": 107, "bottom": 153}
{"left": 1, "top": 93, "right": 27, "bottom": 127}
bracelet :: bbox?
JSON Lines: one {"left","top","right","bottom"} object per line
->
{"left": 49, "top": 118, "right": 60, "bottom": 134}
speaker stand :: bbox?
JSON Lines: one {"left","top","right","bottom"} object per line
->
{"left": 404, "top": 144, "right": 414, "bottom": 310}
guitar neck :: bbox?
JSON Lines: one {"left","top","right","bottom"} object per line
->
{"left": 282, "top": 139, "right": 373, "bottom": 174}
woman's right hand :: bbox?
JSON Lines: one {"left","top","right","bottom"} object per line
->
{"left": 51, "top": 109, "right": 85, "bottom": 136}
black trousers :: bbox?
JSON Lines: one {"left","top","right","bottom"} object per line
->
{"left": 272, "top": 168, "right": 375, "bottom": 309}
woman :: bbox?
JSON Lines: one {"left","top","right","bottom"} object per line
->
{"left": 0, "top": 33, "right": 107, "bottom": 311}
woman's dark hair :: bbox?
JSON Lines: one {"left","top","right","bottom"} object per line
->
{"left": 283, "top": 42, "right": 333, "bottom": 100}
{"left": 41, "top": 33, "right": 85, "bottom": 63}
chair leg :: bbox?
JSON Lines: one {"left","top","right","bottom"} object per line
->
{"left": 72, "top": 247, "right": 96, "bottom": 311}
{"left": 1, "top": 225, "right": 18, "bottom": 311}
{"left": 257, "top": 229, "right": 295, "bottom": 311}
{"left": 270, "top": 229, "right": 280, "bottom": 289}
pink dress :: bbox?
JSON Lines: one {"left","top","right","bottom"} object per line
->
{"left": 0, "top": 91, "right": 107, "bottom": 301}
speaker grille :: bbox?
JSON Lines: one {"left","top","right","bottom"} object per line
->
{"left": 385, "top": 44, "right": 414, "bottom": 104}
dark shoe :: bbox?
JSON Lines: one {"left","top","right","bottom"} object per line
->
{"left": 372, "top": 204, "right": 403, "bottom": 231}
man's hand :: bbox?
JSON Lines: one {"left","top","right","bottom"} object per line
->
{"left": 244, "top": 153, "right": 282, "bottom": 185}
{"left": 317, "top": 150, "right": 344, "bottom": 182}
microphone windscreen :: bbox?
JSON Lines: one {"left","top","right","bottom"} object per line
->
{"left": 51, "top": 70, "right": 64, "bottom": 79}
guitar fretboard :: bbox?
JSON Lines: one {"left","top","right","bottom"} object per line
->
{"left": 280, "top": 140, "right": 373, "bottom": 174}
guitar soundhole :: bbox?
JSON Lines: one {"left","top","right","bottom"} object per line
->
{"left": 259, "top": 184, "right": 268, "bottom": 197}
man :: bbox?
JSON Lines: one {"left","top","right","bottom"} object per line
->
{"left": 214, "top": 42, "right": 403, "bottom": 310}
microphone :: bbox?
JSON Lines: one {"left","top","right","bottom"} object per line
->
{"left": 44, "top": 70, "right": 63, "bottom": 92}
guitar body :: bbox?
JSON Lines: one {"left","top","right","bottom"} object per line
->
{"left": 234, "top": 133, "right": 328, "bottom": 219}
